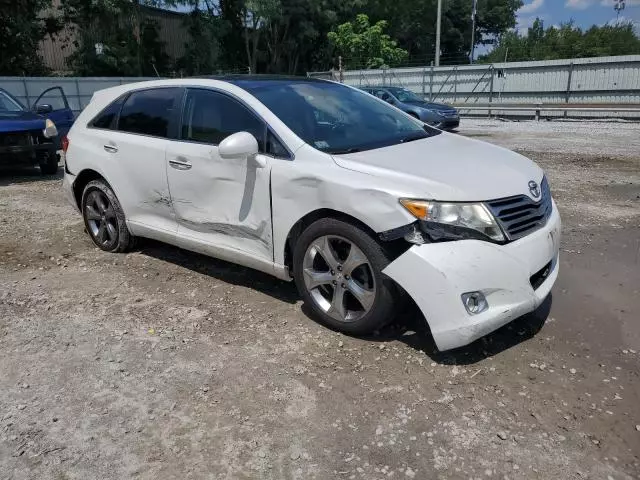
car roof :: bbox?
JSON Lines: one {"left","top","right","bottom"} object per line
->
{"left": 91, "top": 75, "right": 336, "bottom": 105}
{"left": 200, "top": 74, "right": 331, "bottom": 89}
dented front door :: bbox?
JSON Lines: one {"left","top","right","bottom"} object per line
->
{"left": 165, "top": 88, "right": 273, "bottom": 264}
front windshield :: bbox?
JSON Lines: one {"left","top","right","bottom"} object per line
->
{"left": 243, "top": 81, "right": 439, "bottom": 154}
{"left": 388, "top": 88, "right": 423, "bottom": 103}
{"left": 0, "top": 90, "right": 25, "bottom": 113}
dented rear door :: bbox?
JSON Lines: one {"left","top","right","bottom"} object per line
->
{"left": 166, "top": 88, "right": 273, "bottom": 264}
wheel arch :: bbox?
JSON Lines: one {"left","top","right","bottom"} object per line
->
{"left": 72, "top": 168, "right": 109, "bottom": 209}
{"left": 283, "top": 208, "right": 379, "bottom": 274}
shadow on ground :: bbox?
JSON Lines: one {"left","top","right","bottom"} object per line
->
{"left": 377, "top": 295, "right": 552, "bottom": 365}
{"left": 140, "top": 239, "right": 551, "bottom": 364}
{"left": 0, "top": 165, "right": 62, "bottom": 186}
{"left": 138, "top": 239, "right": 300, "bottom": 305}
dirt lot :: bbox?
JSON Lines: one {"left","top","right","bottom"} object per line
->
{"left": 1, "top": 120, "right": 639, "bottom": 480}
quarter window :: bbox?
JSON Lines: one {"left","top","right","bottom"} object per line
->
{"left": 117, "top": 88, "right": 179, "bottom": 138}
{"left": 89, "top": 96, "right": 126, "bottom": 129}
{"left": 266, "top": 130, "right": 289, "bottom": 158}
{"left": 181, "top": 89, "right": 265, "bottom": 151}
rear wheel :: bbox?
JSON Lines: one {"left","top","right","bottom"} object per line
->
{"left": 293, "top": 218, "right": 398, "bottom": 335}
{"left": 81, "top": 179, "right": 135, "bottom": 252}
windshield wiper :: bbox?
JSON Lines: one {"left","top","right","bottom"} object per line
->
{"left": 327, "top": 147, "right": 361, "bottom": 154}
{"left": 399, "top": 133, "right": 428, "bottom": 144}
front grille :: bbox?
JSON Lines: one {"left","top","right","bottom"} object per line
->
{"left": 0, "top": 132, "right": 32, "bottom": 147}
{"left": 485, "top": 177, "right": 552, "bottom": 241}
{"left": 0, "top": 130, "right": 46, "bottom": 148}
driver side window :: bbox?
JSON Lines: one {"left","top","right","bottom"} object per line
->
{"left": 181, "top": 89, "right": 266, "bottom": 151}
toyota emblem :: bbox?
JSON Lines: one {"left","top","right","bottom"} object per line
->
{"left": 528, "top": 180, "right": 541, "bottom": 199}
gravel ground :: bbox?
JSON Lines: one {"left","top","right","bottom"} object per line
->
{"left": 1, "top": 120, "right": 639, "bottom": 479}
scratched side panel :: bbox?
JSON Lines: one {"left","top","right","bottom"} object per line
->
{"left": 270, "top": 144, "right": 420, "bottom": 267}
{"left": 166, "top": 141, "right": 274, "bottom": 267}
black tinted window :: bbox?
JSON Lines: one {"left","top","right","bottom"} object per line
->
{"left": 266, "top": 130, "right": 289, "bottom": 158}
{"left": 118, "top": 88, "right": 179, "bottom": 138}
{"left": 89, "top": 96, "right": 125, "bottom": 129}
{"left": 181, "top": 89, "right": 265, "bottom": 150}
{"left": 241, "top": 81, "right": 439, "bottom": 154}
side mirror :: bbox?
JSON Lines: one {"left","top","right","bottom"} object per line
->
{"left": 35, "top": 104, "right": 53, "bottom": 114}
{"left": 218, "top": 131, "right": 259, "bottom": 160}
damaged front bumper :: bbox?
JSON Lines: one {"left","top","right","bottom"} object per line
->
{"left": 383, "top": 202, "right": 561, "bottom": 351}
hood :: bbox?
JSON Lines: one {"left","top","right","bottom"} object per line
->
{"left": 404, "top": 101, "right": 455, "bottom": 111}
{"left": 332, "top": 133, "right": 544, "bottom": 202}
{"left": 0, "top": 110, "right": 46, "bottom": 133}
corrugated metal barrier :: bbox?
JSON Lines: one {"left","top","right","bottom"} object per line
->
{"left": 308, "top": 55, "right": 640, "bottom": 119}
{"left": 1, "top": 55, "right": 639, "bottom": 120}
{"left": 0, "top": 77, "right": 157, "bottom": 114}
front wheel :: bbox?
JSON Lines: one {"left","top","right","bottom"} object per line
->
{"left": 292, "top": 218, "right": 398, "bottom": 335}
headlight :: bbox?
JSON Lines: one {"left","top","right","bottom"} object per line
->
{"left": 43, "top": 119, "right": 58, "bottom": 138}
{"left": 399, "top": 199, "right": 505, "bottom": 242}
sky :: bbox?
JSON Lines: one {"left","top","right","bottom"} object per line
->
{"left": 516, "top": 0, "right": 640, "bottom": 35}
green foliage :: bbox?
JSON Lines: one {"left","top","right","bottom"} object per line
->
{"left": 11, "top": 0, "right": 637, "bottom": 76}
{"left": 328, "top": 14, "right": 408, "bottom": 69}
{"left": 481, "top": 18, "right": 640, "bottom": 63}
{"left": 0, "top": 0, "right": 61, "bottom": 75}
{"left": 175, "top": 6, "right": 224, "bottom": 75}
{"left": 365, "top": 0, "right": 522, "bottom": 64}
{"left": 59, "top": 0, "right": 169, "bottom": 76}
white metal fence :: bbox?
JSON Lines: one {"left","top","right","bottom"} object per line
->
{"left": 0, "top": 77, "right": 157, "bottom": 114}
{"left": 2, "top": 55, "right": 640, "bottom": 119}
{"left": 308, "top": 55, "right": 640, "bottom": 118}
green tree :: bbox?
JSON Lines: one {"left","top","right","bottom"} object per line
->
{"left": 260, "top": 0, "right": 365, "bottom": 74}
{"left": 175, "top": 1, "right": 224, "bottom": 75}
{"left": 327, "top": 14, "right": 408, "bottom": 69}
{"left": 241, "top": 0, "right": 281, "bottom": 74}
{"left": 0, "top": 0, "right": 61, "bottom": 75}
{"left": 366, "top": 0, "right": 522, "bottom": 64}
{"left": 59, "top": 0, "right": 169, "bottom": 76}
{"left": 481, "top": 18, "right": 640, "bottom": 63}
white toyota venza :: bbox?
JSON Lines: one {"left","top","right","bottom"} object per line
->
{"left": 63, "top": 77, "right": 561, "bottom": 351}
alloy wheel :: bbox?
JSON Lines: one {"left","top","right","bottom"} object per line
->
{"left": 84, "top": 190, "right": 118, "bottom": 247}
{"left": 302, "top": 235, "right": 376, "bottom": 323}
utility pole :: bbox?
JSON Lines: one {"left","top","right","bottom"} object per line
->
{"left": 614, "top": 0, "right": 625, "bottom": 25}
{"left": 435, "top": 0, "right": 442, "bottom": 66}
{"left": 470, "top": 0, "right": 477, "bottom": 64}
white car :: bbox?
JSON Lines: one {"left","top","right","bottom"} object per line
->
{"left": 62, "top": 77, "right": 560, "bottom": 351}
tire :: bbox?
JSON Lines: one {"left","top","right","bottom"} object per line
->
{"left": 81, "top": 179, "right": 136, "bottom": 253}
{"left": 39, "top": 150, "right": 58, "bottom": 175}
{"left": 293, "top": 218, "right": 398, "bottom": 335}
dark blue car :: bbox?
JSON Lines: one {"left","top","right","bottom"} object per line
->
{"left": 0, "top": 86, "right": 74, "bottom": 174}
{"left": 360, "top": 86, "right": 460, "bottom": 131}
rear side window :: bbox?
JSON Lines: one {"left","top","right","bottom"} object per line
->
{"left": 181, "top": 89, "right": 266, "bottom": 151}
{"left": 118, "top": 88, "right": 180, "bottom": 138}
{"left": 89, "top": 96, "right": 125, "bottom": 129}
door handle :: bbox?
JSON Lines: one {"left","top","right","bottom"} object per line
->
{"left": 103, "top": 144, "right": 118, "bottom": 153}
{"left": 169, "top": 157, "right": 192, "bottom": 170}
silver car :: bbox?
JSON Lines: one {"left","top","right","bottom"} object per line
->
{"left": 361, "top": 86, "right": 460, "bottom": 130}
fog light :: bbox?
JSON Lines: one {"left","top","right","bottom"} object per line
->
{"left": 461, "top": 292, "right": 488, "bottom": 315}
